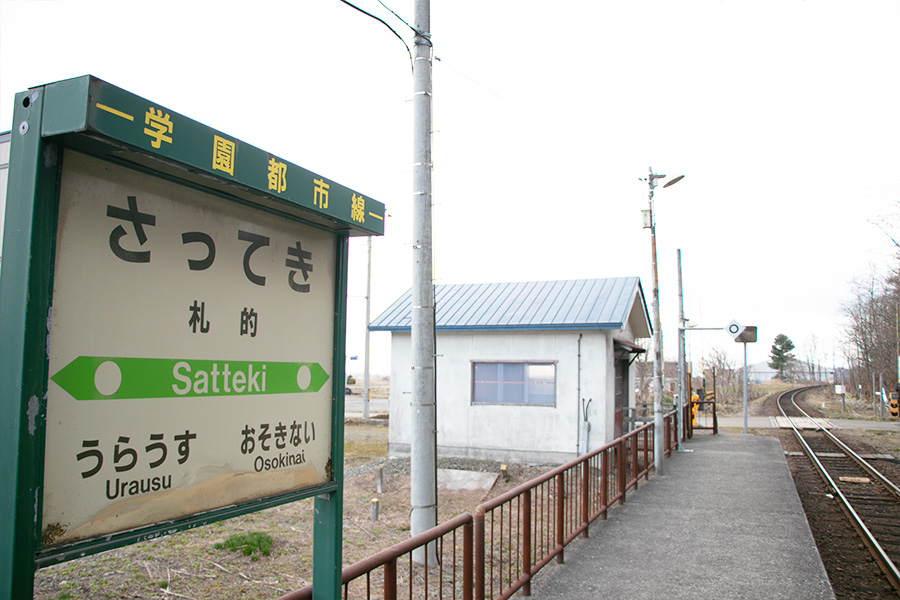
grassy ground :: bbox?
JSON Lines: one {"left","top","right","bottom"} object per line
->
{"left": 714, "top": 379, "right": 795, "bottom": 416}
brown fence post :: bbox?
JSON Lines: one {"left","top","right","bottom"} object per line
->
{"left": 581, "top": 459, "right": 590, "bottom": 538}
{"left": 464, "top": 519, "right": 473, "bottom": 600}
{"left": 601, "top": 450, "right": 609, "bottom": 518}
{"left": 384, "top": 558, "right": 397, "bottom": 600}
{"left": 632, "top": 432, "right": 639, "bottom": 486}
{"left": 523, "top": 488, "right": 532, "bottom": 596}
{"left": 474, "top": 507, "right": 485, "bottom": 600}
{"left": 555, "top": 473, "right": 565, "bottom": 564}
{"left": 667, "top": 415, "right": 674, "bottom": 454}
{"left": 643, "top": 428, "right": 650, "bottom": 480}
{"left": 663, "top": 417, "right": 670, "bottom": 456}
{"left": 617, "top": 440, "right": 626, "bottom": 505}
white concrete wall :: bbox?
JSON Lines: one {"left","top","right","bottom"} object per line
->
{"left": 388, "top": 329, "right": 629, "bottom": 464}
{"left": 601, "top": 333, "right": 617, "bottom": 444}
{"left": 388, "top": 332, "right": 413, "bottom": 452}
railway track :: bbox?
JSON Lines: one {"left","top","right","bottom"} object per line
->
{"left": 777, "top": 387, "right": 900, "bottom": 595}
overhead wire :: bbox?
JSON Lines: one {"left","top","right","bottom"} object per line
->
{"left": 337, "top": 0, "right": 414, "bottom": 71}
{"left": 377, "top": 0, "right": 419, "bottom": 37}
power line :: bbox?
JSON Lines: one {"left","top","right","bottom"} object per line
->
{"left": 377, "top": 0, "right": 420, "bottom": 37}
{"left": 338, "top": 0, "right": 413, "bottom": 70}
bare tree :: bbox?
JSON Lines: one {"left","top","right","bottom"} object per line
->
{"left": 841, "top": 269, "right": 899, "bottom": 398}
{"left": 802, "top": 334, "right": 821, "bottom": 381}
{"left": 698, "top": 347, "right": 742, "bottom": 407}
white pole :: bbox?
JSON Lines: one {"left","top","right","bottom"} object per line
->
{"left": 743, "top": 342, "right": 749, "bottom": 434}
{"left": 410, "top": 0, "right": 437, "bottom": 566}
{"left": 676, "top": 249, "right": 684, "bottom": 451}
{"left": 363, "top": 236, "right": 372, "bottom": 419}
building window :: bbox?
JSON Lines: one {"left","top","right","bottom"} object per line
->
{"left": 472, "top": 362, "right": 556, "bottom": 406}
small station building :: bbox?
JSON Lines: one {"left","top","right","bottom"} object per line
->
{"left": 369, "top": 277, "right": 652, "bottom": 464}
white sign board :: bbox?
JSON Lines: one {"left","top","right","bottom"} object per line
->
{"left": 43, "top": 151, "right": 335, "bottom": 546}
{"left": 725, "top": 319, "right": 743, "bottom": 340}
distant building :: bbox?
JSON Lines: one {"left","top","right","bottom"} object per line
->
{"left": 748, "top": 362, "right": 778, "bottom": 383}
{"left": 369, "top": 277, "right": 652, "bottom": 464}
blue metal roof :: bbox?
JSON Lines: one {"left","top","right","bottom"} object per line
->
{"left": 369, "top": 277, "right": 651, "bottom": 334}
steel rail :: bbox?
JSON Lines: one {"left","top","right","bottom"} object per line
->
{"left": 784, "top": 388, "right": 900, "bottom": 501}
{"left": 777, "top": 388, "right": 900, "bottom": 593}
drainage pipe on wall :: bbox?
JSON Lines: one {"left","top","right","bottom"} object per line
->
{"left": 576, "top": 333, "right": 583, "bottom": 453}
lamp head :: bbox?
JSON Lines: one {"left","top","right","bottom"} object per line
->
{"left": 663, "top": 174, "right": 684, "bottom": 188}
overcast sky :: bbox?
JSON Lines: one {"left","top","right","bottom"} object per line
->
{"left": 2, "top": 0, "right": 899, "bottom": 377}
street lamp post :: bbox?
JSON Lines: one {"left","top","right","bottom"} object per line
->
{"left": 645, "top": 167, "right": 682, "bottom": 476}
{"left": 676, "top": 249, "right": 685, "bottom": 452}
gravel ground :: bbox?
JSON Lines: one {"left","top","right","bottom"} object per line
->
{"left": 757, "top": 389, "right": 900, "bottom": 600}
{"left": 346, "top": 455, "right": 554, "bottom": 479}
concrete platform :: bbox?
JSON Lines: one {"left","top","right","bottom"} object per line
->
{"left": 529, "top": 433, "right": 835, "bottom": 600}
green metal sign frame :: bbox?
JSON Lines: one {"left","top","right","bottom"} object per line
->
{"left": 0, "top": 76, "right": 381, "bottom": 599}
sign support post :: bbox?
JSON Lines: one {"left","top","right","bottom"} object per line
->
{"left": 1, "top": 86, "right": 64, "bottom": 599}
{"left": 726, "top": 321, "right": 757, "bottom": 434}
{"left": 312, "top": 235, "right": 349, "bottom": 598}
{"left": 743, "top": 341, "right": 749, "bottom": 434}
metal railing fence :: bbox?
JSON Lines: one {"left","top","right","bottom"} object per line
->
{"left": 278, "top": 513, "right": 473, "bottom": 600}
{"left": 278, "top": 412, "right": 678, "bottom": 600}
{"left": 474, "top": 422, "right": 653, "bottom": 599}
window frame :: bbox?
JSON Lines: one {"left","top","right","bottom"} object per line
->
{"left": 470, "top": 360, "right": 558, "bottom": 407}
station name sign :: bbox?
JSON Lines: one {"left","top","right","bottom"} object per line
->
{"left": 0, "top": 75, "right": 380, "bottom": 584}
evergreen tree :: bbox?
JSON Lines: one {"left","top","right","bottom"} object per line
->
{"left": 768, "top": 334, "right": 796, "bottom": 380}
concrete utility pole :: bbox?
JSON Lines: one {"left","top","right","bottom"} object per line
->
{"left": 645, "top": 167, "right": 682, "bottom": 475}
{"left": 410, "top": 0, "right": 437, "bottom": 565}
{"left": 647, "top": 171, "right": 664, "bottom": 476}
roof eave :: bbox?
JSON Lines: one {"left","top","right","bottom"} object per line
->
{"left": 369, "top": 323, "right": 626, "bottom": 333}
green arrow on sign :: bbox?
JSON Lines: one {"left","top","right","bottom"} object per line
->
{"left": 51, "top": 356, "right": 330, "bottom": 401}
